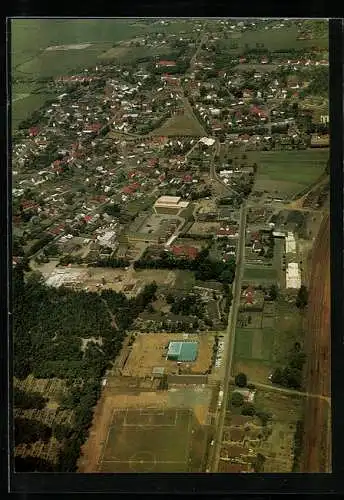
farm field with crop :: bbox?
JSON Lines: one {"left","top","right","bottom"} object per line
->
{"left": 243, "top": 265, "right": 277, "bottom": 284}
{"left": 247, "top": 150, "right": 329, "bottom": 198}
{"left": 233, "top": 298, "right": 304, "bottom": 383}
{"left": 220, "top": 24, "right": 328, "bottom": 52}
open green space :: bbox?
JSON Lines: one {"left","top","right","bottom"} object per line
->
{"left": 152, "top": 111, "right": 205, "bottom": 137}
{"left": 234, "top": 328, "right": 274, "bottom": 361}
{"left": 247, "top": 150, "right": 328, "bottom": 197}
{"left": 125, "top": 196, "right": 157, "bottom": 216}
{"left": 15, "top": 43, "right": 112, "bottom": 78}
{"left": 99, "top": 408, "right": 206, "bottom": 472}
{"left": 174, "top": 270, "right": 196, "bottom": 290}
{"left": 220, "top": 24, "right": 328, "bottom": 52}
{"left": 233, "top": 296, "right": 304, "bottom": 384}
{"left": 99, "top": 44, "right": 172, "bottom": 62}
{"left": 243, "top": 266, "right": 277, "bottom": 283}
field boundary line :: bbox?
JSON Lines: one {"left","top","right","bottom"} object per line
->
{"left": 184, "top": 410, "right": 193, "bottom": 464}
{"left": 102, "top": 460, "right": 186, "bottom": 464}
{"left": 97, "top": 407, "right": 115, "bottom": 470}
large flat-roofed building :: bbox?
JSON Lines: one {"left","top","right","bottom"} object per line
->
{"left": 285, "top": 232, "right": 296, "bottom": 254}
{"left": 166, "top": 341, "right": 198, "bottom": 362}
{"left": 286, "top": 262, "right": 301, "bottom": 289}
{"left": 154, "top": 195, "right": 189, "bottom": 215}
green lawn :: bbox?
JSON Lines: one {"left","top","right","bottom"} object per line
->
{"left": 248, "top": 150, "right": 329, "bottom": 197}
{"left": 243, "top": 266, "right": 277, "bottom": 283}
{"left": 174, "top": 270, "right": 196, "bottom": 291}
{"left": 152, "top": 112, "right": 205, "bottom": 137}
{"left": 234, "top": 328, "right": 274, "bottom": 361}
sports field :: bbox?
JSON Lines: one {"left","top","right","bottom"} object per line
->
{"left": 248, "top": 150, "right": 328, "bottom": 197}
{"left": 98, "top": 408, "right": 206, "bottom": 472}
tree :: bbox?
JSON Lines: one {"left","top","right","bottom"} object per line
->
{"left": 252, "top": 452, "right": 266, "bottom": 472}
{"left": 235, "top": 372, "right": 247, "bottom": 388}
{"left": 296, "top": 285, "right": 308, "bottom": 309}
{"left": 256, "top": 410, "right": 271, "bottom": 426}
{"left": 166, "top": 294, "right": 175, "bottom": 304}
{"left": 241, "top": 404, "right": 256, "bottom": 416}
{"left": 269, "top": 284, "right": 278, "bottom": 301}
{"left": 231, "top": 391, "right": 244, "bottom": 407}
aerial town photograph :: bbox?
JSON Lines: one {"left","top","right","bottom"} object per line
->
{"left": 11, "top": 18, "right": 330, "bottom": 474}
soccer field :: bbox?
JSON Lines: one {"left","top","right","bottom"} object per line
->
{"left": 98, "top": 408, "right": 206, "bottom": 472}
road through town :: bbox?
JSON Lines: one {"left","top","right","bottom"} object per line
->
{"left": 210, "top": 201, "right": 247, "bottom": 472}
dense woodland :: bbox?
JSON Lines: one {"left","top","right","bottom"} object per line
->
{"left": 13, "top": 265, "right": 157, "bottom": 471}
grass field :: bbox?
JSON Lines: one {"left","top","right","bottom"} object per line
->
{"left": 220, "top": 25, "right": 328, "bottom": 52}
{"left": 174, "top": 270, "right": 196, "bottom": 290}
{"left": 152, "top": 112, "right": 205, "bottom": 137}
{"left": 233, "top": 297, "right": 304, "bottom": 383}
{"left": 254, "top": 389, "right": 303, "bottom": 472}
{"left": 98, "top": 408, "right": 206, "bottom": 472}
{"left": 243, "top": 266, "right": 277, "bottom": 283}
{"left": 99, "top": 44, "right": 172, "bottom": 62}
{"left": 234, "top": 328, "right": 274, "bottom": 361}
{"left": 248, "top": 150, "right": 328, "bottom": 197}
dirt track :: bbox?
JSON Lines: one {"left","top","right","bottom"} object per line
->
{"left": 301, "top": 214, "right": 331, "bottom": 472}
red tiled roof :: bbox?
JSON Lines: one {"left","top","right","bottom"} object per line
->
{"left": 183, "top": 174, "right": 192, "bottom": 182}
{"left": 84, "top": 215, "right": 93, "bottom": 222}
{"left": 29, "top": 127, "right": 39, "bottom": 137}
{"left": 148, "top": 158, "right": 159, "bottom": 167}
{"left": 217, "top": 227, "right": 238, "bottom": 236}
{"left": 250, "top": 106, "right": 268, "bottom": 118}
{"left": 85, "top": 123, "right": 102, "bottom": 132}
{"left": 157, "top": 60, "right": 176, "bottom": 66}
{"left": 171, "top": 245, "right": 199, "bottom": 259}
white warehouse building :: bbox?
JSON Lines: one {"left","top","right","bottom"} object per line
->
{"left": 285, "top": 232, "right": 296, "bottom": 253}
{"left": 286, "top": 262, "right": 301, "bottom": 289}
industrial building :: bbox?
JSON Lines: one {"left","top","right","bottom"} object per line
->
{"left": 166, "top": 341, "right": 199, "bottom": 362}
{"left": 154, "top": 195, "right": 189, "bottom": 215}
{"left": 286, "top": 262, "right": 301, "bottom": 289}
{"left": 285, "top": 232, "right": 296, "bottom": 254}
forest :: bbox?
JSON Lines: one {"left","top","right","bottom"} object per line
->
{"left": 13, "top": 266, "right": 157, "bottom": 471}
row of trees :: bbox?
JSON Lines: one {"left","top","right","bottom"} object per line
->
{"left": 271, "top": 343, "right": 306, "bottom": 390}
{"left": 134, "top": 248, "right": 236, "bottom": 284}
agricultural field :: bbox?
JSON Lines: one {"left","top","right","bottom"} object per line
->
{"left": 98, "top": 44, "right": 172, "bottom": 62}
{"left": 233, "top": 298, "right": 304, "bottom": 383}
{"left": 152, "top": 111, "right": 206, "bottom": 137}
{"left": 247, "top": 150, "right": 329, "bottom": 198}
{"left": 254, "top": 389, "right": 303, "bottom": 472}
{"left": 234, "top": 328, "right": 274, "bottom": 362}
{"left": 220, "top": 24, "right": 328, "bottom": 53}
{"left": 14, "top": 375, "right": 73, "bottom": 467}
{"left": 243, "top": 265, "right": 277, "bottom": 284}
{"left": 98, "top": 408, "right": 206, "bottom": 472}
